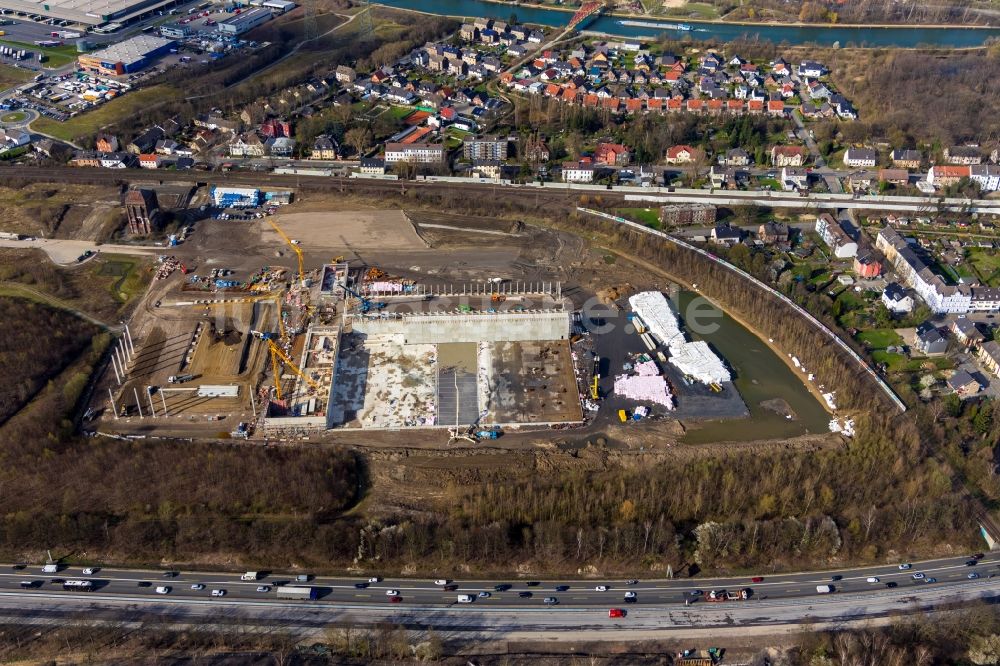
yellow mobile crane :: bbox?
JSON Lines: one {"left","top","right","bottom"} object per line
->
{"left": 266, "top": 217, "right": 305, "bottom": 284}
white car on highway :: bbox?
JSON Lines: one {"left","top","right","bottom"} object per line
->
{"left": 866, "top": 577, "right": 880, "bottom": 583}
{"left": 368, "top": 577, "right": 381, "bottom": 583}
{"left": 624, "top": 591, "right": 637, "bottom": 599}
{"left": 898, "top": 563, "right": 912, "bottom": 570}
{"left": 82, "top": 568, "right": 96, "bottom": 575}
{"left": 434, "top": 579, "right": 450, "bottom": 586}
{"left": 386, "top": 589, "right": 400, "bottom": 596}
{"left": 211, "top": 589, "right": 226, "bottom": 597}
{"left": 911, "top": 572, "right": 925, "bottom": 580}
{"left": 256, "top": 586, "right": 271, "bottom": 593}
{"left": 155, "top": 586, "right": 171, "bottom": 595}
{"left": 191, "top": 583, "right": 205, "bottom": 590}
{"left": 595, "top": 585, "right": 608, "bottom": 592}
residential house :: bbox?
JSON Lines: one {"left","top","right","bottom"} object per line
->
{"left": 229, "top": 132, "right": 265, "bottom": 158}
{"left": 781, "top": 167, "right": 808, "bottom": 191}
{"left": 595, "top": 142, "right": 631, "bottom": 166}
{"left": 891, "top": 148, "right": 922, "bottom": 169}
{"left": 665, "top": 144, "right": 696, "bottom": 165}
{"left": 882, "top": 282, "right": 914, "bottom": 313}
{"left": 916, "top": 325, "right": 948, "bottom": 355}
{"left": 815, "top": 213, "right": 857, "bottom": 258}
{"left": 310, "top": 135, "right": 339, "bottom": 160}
{"left": 879, "top": 168, "right": 909, "bottom": 185}
{"left": 359, "top": 157, "right": 386, "bottom": 175}
{"left": 853, "top": 250, "right": 882, "bottom": 278}
{"left": 970, "top": 165, "right": 1000, "bottom": 192}
{"left": 335, "top": 65, "right": 356, "bottom": 84}
{"left": 384, "top": 142, "right": 445, "bottom": 163}
{"left": 69, "top": 151, "right": 101, "bottom": 168}
{"left": 758, "top": 221, "right": 789, "bottom": 245}
{"left": 928, "top": 165, "right": 970, "bottom": 188}
{"left": 798, "top": 60, "right": 826, "bottom": 77}
{"left": 266, "top": 136, "right": 295, "bottom": 157}
{"left": 660, "top": 204, "right": 717, "bottom": 226}
{"left": 720, "top": 148, "right": 750, "bottom": 166}
{"left": 138, "top": 153, "right": 161, "bottom": 169}
{"left": 562, "top": 161, "right": 595, "bottom": 183}
{"left": 99, "top": 152, "right": 135, "bottom": 168}
{"left": 947, "top": 369, "right": 982, "bottom": 396}
{"left": 523, "top": 136, "right": 550, "bottom": 163}
{"left": 844, "top": 147, "right": 878, "bottom": 168}
{"left": 944, "top": 146, "right": 982, "bottom": 165}
{"left": 464, "top": 135, "right": 508, "bottom": 161}
{"left": 471, "top": 159, "right": 502, "bottom": 180}
{"left": 951, "top": 317, "right": 987, "bottom": 348}
{"left": 771, "top": 145, "right": 806, "bottom": 167}
{"left": 849, "top": 171, "right": 877, "bottom": 191}
{"left": 96, "top": 134, "right": 118, "bottom": 153}
{"left": 978, "top": 340, "right": 1000, "bottom": 378}
{"left": 127, "top": 127, "right": 164, "bottom": 154}
{"left": 711, "top": 224, "right": 742, "bottom": 245}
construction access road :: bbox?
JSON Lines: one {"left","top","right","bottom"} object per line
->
{"left": 4, "top": 553, "right": 999, "bottom": 639}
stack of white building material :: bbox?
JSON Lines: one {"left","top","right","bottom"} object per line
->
{"left": 628, "top": 291, "right": 731, "bottom": 385}
{"left": 613, "top": 374, "right": 674, "bottom": 409}
{"left": 668, "top": 341, "right": 731, "bottom": 384}
{"left": 628, "top": 291, "right": 683, "bottom": 347}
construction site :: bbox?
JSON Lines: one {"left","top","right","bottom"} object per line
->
{"left": 90, "top": 194, "right": 770, "bottom": 444}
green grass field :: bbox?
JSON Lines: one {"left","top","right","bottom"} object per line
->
{"left": 857, "top": 328, "right": 903, "bottom": 350}
{"left": 0, "top": 39, "right": 76, "bottom": 68}
{"left": 616, "top": 207, "right": 661, "bottom": 229}
{"left": 31, "top": 84, "right": 180, "bottom": 142}
{"left": 0, "top": 63, "right": 32, "bottom": 92}
{"left": 0, "top": 111, "right": 27, "bottom": 123}
{"left": 967, "top": 248, "right": 1000, "bottom": 286}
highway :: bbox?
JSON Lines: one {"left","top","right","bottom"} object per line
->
{"left": 4, "top": 552, "right": 999, "bottom": 637}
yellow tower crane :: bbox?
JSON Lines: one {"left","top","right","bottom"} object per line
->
{"left": 266, "top": 217, "right": 305, "bottom": 284}
{"left": 266, "top": 338, "right": 323, "bottom": 401}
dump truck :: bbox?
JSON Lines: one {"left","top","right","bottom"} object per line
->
{"left": 276, "top": 585, "right": 318, "bottom": 600}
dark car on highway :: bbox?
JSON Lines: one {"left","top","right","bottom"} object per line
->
{"left": 885, "top": 582, "right": 898, "bottom": 588}
{"left": 494, "top": 584, "right": 511, "bottom": 592}
{"left": 518, "top": 591, "right": 532, "bottom": 598}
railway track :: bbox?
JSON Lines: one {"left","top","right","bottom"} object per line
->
{"left": 3, "top": 165, "right": 613, "bottom": 205}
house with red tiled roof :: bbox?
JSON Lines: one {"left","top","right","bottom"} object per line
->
{"left": 596, "top": 142, "right": 632, "bottom": 166}
{"left": 667, "top": 97, "right": 683, "bottom": 112}
{"left": 666, "top": 145, "right": 697, "bottom": 164}
{"left": 602, "top": 97, "right": 620, "bottom": 111}
{"left": 625, "top": 98, "right": 644, "bottom": 113}
{"left": 748, "top": 99, "right": 765, "bottom": 114}
{"left": 727, "top": 99, "right": 744, "bottom": 113}
{"left": 767, "top": 100, "right": 786, "bottom": 116}
{"left": 686, "top": 98, "right": 704, "bottom": 113}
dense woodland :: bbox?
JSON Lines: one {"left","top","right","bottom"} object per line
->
{"left": 0, "top": 299, "right": 98, "bottom": 426}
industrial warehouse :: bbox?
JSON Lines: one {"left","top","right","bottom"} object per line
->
{"left": 0, "top": 0, "right": 178, "bottom": 26}
{"left": 77, "top": 34, "right": 175, "bottom": 76}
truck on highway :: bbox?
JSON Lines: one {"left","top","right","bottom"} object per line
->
{"left": 276, "top": 585, "right": 318, "bottom": 600}
{"left": 167, "top": 374, "right": 194, "bottom": 384}
{"left": 62, "top": 580, "right": 94, "bottom": 591}
{"left": 240, "top": 571, "right": 260, "bottom": 581}
{"left": 42, "top": 563, "right": 59, "bottom": 573}
{"left": 707, "top": 588, "right": 751, "bottom": 601}
{"left": 816, "top": 584, "right": 834, "bottom": 594}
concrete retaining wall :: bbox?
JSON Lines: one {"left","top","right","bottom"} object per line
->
{"left": 351, "top": 311, "right": 570, "bottom": 344}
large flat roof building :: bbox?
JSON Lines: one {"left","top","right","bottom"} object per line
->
{"left": 217, "top": 7, "right": 272, "bottom": 35}
{"left": 0, "top": 0, "right": 180, "bottom": 26}
{"left": 77, "top": 34, "right": 174, "bottom": 75}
